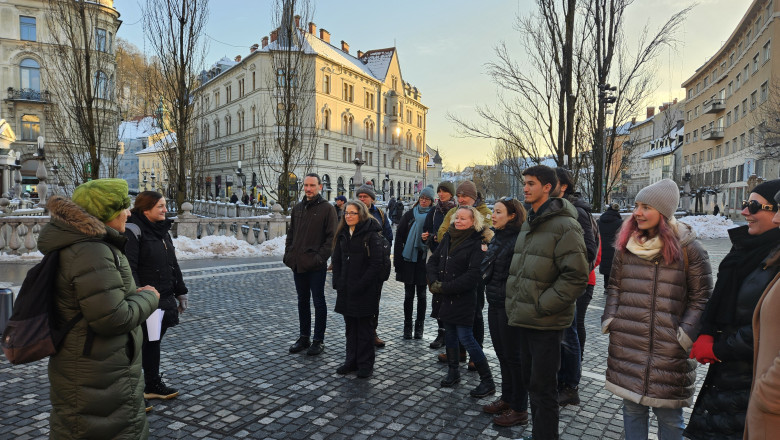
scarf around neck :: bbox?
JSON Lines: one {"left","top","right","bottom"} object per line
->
{"left": 402, "top": 204, "right": 432, "bottom": 262}
{"left": 626, "top": 234, "right": 664, "bottom": 261}
{"left": 447, "top": 224, "right": 475, "bottom": 255}
{"left": 436, "top": 198, "right": 456, "bottom": 214}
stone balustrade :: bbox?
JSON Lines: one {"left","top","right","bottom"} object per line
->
{"left": 0, "top": 202, "right": 291, "bottom": 255}
{"left": 190, "top": 199, "right": 272, "bottom": 218}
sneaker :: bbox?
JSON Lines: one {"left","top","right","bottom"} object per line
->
{"left": 306, "top": 340, "right": 324, "bottom": 356}
{"left": 145, "top": 399, "right": 153, "bottom": 413}
{"left": 289, "top": 336, "right": 311, "bottom": 354}
{"left": 483, "top": 399, "right": 510, "bottom": 414}
{"left": 558, "top": 384, "right": 580, "bottom": 406}
{"left": 144, "top": 377, "right": 179, "bottom": 400}
{"left": 493, "top": 409, "right": 529, "bottom": 427}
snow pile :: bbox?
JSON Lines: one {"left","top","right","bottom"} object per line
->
{"left": 678, "top": 215, "right": 736, "bottom": 239}
{"left": 0, "top": 251, "right": 44, "bottom": 262}
{"left": 172, "top": 235, "right": 286, "bottom": 260}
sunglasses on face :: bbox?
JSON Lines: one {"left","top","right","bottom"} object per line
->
{"left": 742, "top": 199, "right": 778, "bottom": 214}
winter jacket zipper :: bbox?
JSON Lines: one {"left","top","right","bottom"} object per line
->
{"left": 644, "top": 259, "right": 660, "bottom": 396}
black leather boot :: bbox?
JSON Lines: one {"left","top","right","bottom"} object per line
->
{"left": 430, "top": 327, "right": 445, "bottom": 349}
{"left": 470, "top": 359, "right": 496, "bottom": 398}
{"left": 414, "top": 319, "right": 424, "bottom": 339}
{"left": 403, "top": 319, "right": 413, "bottom": 339}
{"left": 440, "top": 347, "right": 461, "bottom": 387}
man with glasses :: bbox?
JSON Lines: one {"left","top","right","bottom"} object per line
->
{"left": 284, "top": 173, "right": 338, "bottom": 356}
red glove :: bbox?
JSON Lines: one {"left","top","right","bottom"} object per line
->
{"left": 689, "top": 334, "right": 719, "bottom": 364}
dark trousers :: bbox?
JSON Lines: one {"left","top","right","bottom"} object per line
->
{"left": 141, "top": 321, "right": 170, "bottom": 384}
{"left": 474, "top": 281, "right": 485, "bottom": 346}
{"left": 344, "top": 316, "right": 375, "bottom": 371}
{"left": 576, "top": 284, "right": 594, "bottom": 357}
{"left": 403, "top": 283, "right": 427, "bottom": 323}
{"left": 488, "top": 305, "right": 528, "bottom": 412}
{"left": 293, "top": 269, "right": 327, "bottom": 341}
{"left": 443, "top": 322, "right": 486, "bottom": 364}
{"left": 558, "top": 303, "right": 581, "bottom": 388}
{"left": 518, "top": 327, "right": 564, "bottom": 440}
{"left": 371, "top": 283, "right": 384, "bottom": 332}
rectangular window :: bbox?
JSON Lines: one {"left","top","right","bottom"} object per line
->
{"left": 324, "top": 143, "right": 329, "bottom": 160}
{"left": 744, "top": 65, "right": 749, "bottom": 83}
{"left": 751, "top": 92, "right": 757, "bottom": 110}
{"left": 692, "top": 153, "right": 697, "bottom": 163}
{"left": 736, "top": 73, "right": 742, "bottom": 89}
{"left": 742, "top": 99, "right": 748, "bottom": 116}
{"left": 21, "top": 114, "right": 40, "bottom": 140}
{"left": 342, "top": 147, "right": 347, "bottom": 163}
{"left": 741, "top": 133, "right": 746, "bottom": 149}
{"left": 707, "top": 148, "right": 713, "bottom": 161}
{"left": 96, "top": 28, "right": 107, "bottom": 52}
{"left": 226, "top": 85, "right": 232, "bottom": 103}
{"left": 753, "top": 54, "right": 760, "bottom": 73}
{"left": 688, "top": 89, "right": 693, "bottom": 99}
{"left": 687, "top": 111, "right": 692, "bottom": 122}
{"left": 727, "top": 112, "right": 732, "bottom": 127}
{"left": 725, "top": 141, "right": 730, "bottom": 155}
{"left": 735, "top": 105, "right": 740, "bottom": 121}
{"left": 686, "top": 133, "right": 690, "bottom": 144}
{"left": 238, "top": 79, "right": 244, "bottom": 97}
{"left": 252, "top": 71, "right": 256, "bottom": 90}
{"left": 323, "top": 74, "right": 330, "bottom": 94}
{"left": 696, "top": 82, "right": 701, "bottom": 94}
{"left": 694, "top": 106, "right": 700, "bottom": 117}
{"left": 343, "top": 83, "right": 353, "bottom": 102}
{"left": 761, "top": 81, "right": 769, "bottom": 102}
{"left": 20, "top": 16, "right": 36, "bottom": 41}
{"left": 749, "top": 128, "right": 755, "bottom": 145}
{"left": 728, "top": 81, "right": 733, "bottom": 96}
{"left": 693, "top": 129, "right": 698, "bottom": 141}
{"left": 383, "top": 154, "right": 387, "bottom": 167}
{"left": 764, "top": 40, "right": 772, "bottom": 62}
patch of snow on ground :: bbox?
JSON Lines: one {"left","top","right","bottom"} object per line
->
{"left": 0, "top": 251, "right": 44, "bottom": 262}
{"left": 172, "top": 235, "right": 286, "bottom": 260}
{"left": 678, "top": 215, "right": 736, "bottom": 239}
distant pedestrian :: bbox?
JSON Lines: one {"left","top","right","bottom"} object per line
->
{"left": 356, "top": 184, "right": 393, "bottom": 348}
{"left": 598, "top": 203, "right": 623, "bottom": 285}
{"left": 39, "top": 181, "right": 160, "bottom": 439}
{"left": 391, "top": 198, "right": 405, "bottom": 224}
{"left": 334, "top": 195, "right": 347, "bottom": 223}
{"left": 713, "top": 203, "right": 720, "bottom": 216}
{"left": 394, "top": 186, "right": 435, "bottom": 340}
{"left": 331, "top": 200, "right": 384, "bottom": 378}
{"left": 284, "top": 173, "right": 338, "bottom": 356}
{"left": 230, "top": 193, "right": 238, "bottom": 203}
{"left": 505, "top": 165, "right": 588, "bottom": 440}
{"left": 603, "top": 179, "right": 712, "bottom": 440}
{"left": 686, "top": 179, "right": 780, "bottom": 440}
{"left": 423, "top": 181, "right": 457, "bottom": 350}
{"left": 427, "top": 206, "right": 495, "bottom": 398}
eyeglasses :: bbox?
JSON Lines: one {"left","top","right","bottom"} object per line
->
{"left": 742, "top": 199, "right": 777, "bottom": 214}
{"left": 344, "top": 211, "right": 359, "bottom": 217}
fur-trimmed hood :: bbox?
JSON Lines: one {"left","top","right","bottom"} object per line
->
{"left": 38, "top": 195, "right": 108, "bottom": 254}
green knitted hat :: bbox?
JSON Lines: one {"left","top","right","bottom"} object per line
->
{"left": 71, "top": 178, "right": 131, "bottom": 222}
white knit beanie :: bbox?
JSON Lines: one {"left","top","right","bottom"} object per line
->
{"left": 635, "top": 179, "right": 680, "bottom": 220}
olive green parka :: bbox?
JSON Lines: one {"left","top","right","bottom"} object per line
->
{"left": 505, "top": 198, "right": 589, "bottom": 330}
{"left": 38, "top": 196, "right": 158, "bottom": 440}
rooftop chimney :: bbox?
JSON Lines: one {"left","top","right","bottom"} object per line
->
{"left": 235, "top": 55, "right": 241, "bottom": 62}
{"left": 341, "top": 40, "right": 349, "bottom": 54}
{"left": 647, "top": 107, "right": 655, "bottom": 118}
{"left": 250, "top": 43, "right": 259, "bottom": 53}
{"left": 270, "top": 29, "right": 278, "bottom": 43}
{"left": 320, "top": 28, "right": 330, "bottom": 43}
{"left": 308, "top": 22, "right": 316, "bottom": 34}
{"left": 294, "top": 15, "right": 301, "bottom": 28}
{"left": 262, "top": 36, "right": 269, "bottom": 48}
{"left": 357, "top": 50, "right": 364, "bottom": 58}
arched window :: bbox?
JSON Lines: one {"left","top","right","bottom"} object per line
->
{"left": 20, "top": 58, "right": 40, "bottom": 92}
{"left": 323, "top": 109, "right": 330, "bottom": 130}
{"left": 348, "top": 116, "right": 353, "bottom": 136}
{"left": 417, "top": 135, "right": 423, "bottom": 153}
{"left": 322, "top": 174, "right": 332, "bottom": 200}
{"left": 21, "top": 114, "right": 40, "bottom": 140}
{"left": 337, "top": 176, "right": 345, "bottom": 196}
{"left": 94, "top": 70, "right": 109, "bottom": 99}
{"left": 406, "top": 132, "right": 413, "bottom": 150}
{"left": 364, "top": 120, "right": 374, "bottom": 140}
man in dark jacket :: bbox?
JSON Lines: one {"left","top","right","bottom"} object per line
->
{"left": 284, "top": 173, "right": 338, "bottom": 356}
{"left": 551, "top": 167, "right": 598, "bottom": 407}
{"left": 597, "top": 203, "right": 623, "bottom": 285}
{"left": 356, "top": 183, "right": 393, "bottom": 348}
{"left": 506, "top": 165, "right": 588, "bottom": 440}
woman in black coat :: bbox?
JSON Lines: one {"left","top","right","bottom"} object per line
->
{"left": 685, "top": 181, "right": 780, "bottom": 440}
{"left": 395, "top": 187, "right": 435, "bottom": 339}
{"left": 125, "top": 191, "right": 188, "bottom": 401}
{"left": 427, "top": 206, "right": 494, "bottom": 398}
{"left": 597, "top": 203, "right": 623, "bottom": 284}
{"left": 332, "top": 200, "right": 385, "bottom": 379}
{"left": 423, "top": 181, "right": 457, "bottom": 349}
{"left": 480, "top": 198, "right": 528, "bottom": 427}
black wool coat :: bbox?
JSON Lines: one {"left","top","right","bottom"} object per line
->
{"left": 332, "top": 218, "right": 384, "bottom": 318}
{"left": 597, "top": 207, "right": 624, "bottom": 277}
{"left": 394, "top": 209, "right": 428, "bottom": 286}
{"left": 482, "top": 226, "right": 521, "bottom": 308}
{"left": 426, "top": 229, "right": 485, "bottom": 326}
{"left": 125, "top": 215, "right": 187, "bottom": 327}
{"left": 284, "top": 194, "right": 338, "bottom": 273}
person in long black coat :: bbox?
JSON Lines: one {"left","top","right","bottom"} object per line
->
{"left": 125, "top": 191, "right": 188, "bottom": 401}
{"left": 395, "top": 187, "right": 435, "bottom": 339}
{"left": 597, "top": 203, "right": 624, "bottom": 284}
{"left": 686, "top": 181, "right": 780, "bottom": 440}
{"left": 332, "top": 200, "right": 385, "bottom": 379}
{"left": 422, "top": 181, "right": 457, "bottom": 349}
{"left": 427, "top": 206, "right": 495, "bottom": 399}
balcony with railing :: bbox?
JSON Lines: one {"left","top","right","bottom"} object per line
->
{"left": 6, "top": 87, "right": 51, "bottom": 103}
{"left": 703, "top": 97, "right": 725, "bottom": 114}
{"left": 702, "top": 126, "right": 724, "bottom": 140}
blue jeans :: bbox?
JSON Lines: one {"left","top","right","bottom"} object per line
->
{"left": 293, "top": 269, "right": 327, "bottom": 341}
{"left": 443, "top": 322, "right": 486, "bottom": 364}
{"left": 622, "top": 399, "right": 683, "bottom": 440}
{"left": 558, "top": 302, "right": 581, "bottom": 388}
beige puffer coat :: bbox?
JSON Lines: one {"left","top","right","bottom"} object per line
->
{"left": 601, "top": 222, "right": 713, "bottom": 408}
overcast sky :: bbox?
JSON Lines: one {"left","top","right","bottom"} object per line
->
{"left": 116, "top": 0, "right": 751, "bottom": 170}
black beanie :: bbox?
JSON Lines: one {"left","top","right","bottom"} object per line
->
{"left": 752, "top": 179, "right": 780, "bottom": 209}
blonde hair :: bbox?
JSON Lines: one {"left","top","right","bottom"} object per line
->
{"left": 450, "top": 205, "right": 485, "bottom": 231}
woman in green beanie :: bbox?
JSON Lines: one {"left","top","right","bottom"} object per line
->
{"left": 39, "top": 179, "right": 160, "bottom": 439}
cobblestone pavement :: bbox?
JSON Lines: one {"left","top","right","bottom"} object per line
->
{"left": 0, "top": 239, "right": 731, "bottom": 439}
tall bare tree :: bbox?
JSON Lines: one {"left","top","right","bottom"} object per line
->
{"left": 43, "top": 0, "right": 121, "bottom": 185}
{"left": 115, "top": 38, "right": 163, "bottom": 118}
{"left": 253, "top": 0, "right": 319, "bottom": 213}
{"left": 142, "top": 0, "right": 209, "bottom": 211}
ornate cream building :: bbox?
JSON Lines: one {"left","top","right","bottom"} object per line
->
{"left": 0, "top": 0, "right": 120, "bottom": 196}
{"left": 681, "top": 0, "right": 778, "bottom": 215}
{"left": 194, "top": 19, "right": 428, "bottom": 203}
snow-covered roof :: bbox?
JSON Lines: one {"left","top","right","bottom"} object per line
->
{"left": 118, "top": 116, "right": 161, "bottom": 140}
{"left": 360, "top": 48, "right": 395, "bottom": 81}
{"left": 135, "top": 132, "right": 177, "bottom": 155}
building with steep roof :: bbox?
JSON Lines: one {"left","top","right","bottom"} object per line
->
{"left": 194, "top": 19, "right": 428, "bottom": 203}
